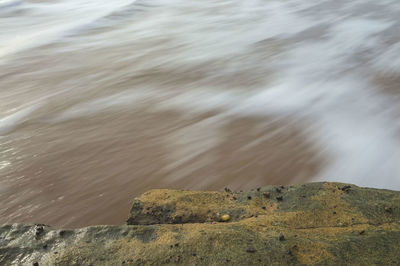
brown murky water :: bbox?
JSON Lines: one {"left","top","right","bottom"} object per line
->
{"left": 1, "top": 0, "right": 400, "bottom": 228}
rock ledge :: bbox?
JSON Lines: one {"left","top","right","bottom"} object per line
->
{"left": 1, "top": 182, "right": 399, "bottom": 265}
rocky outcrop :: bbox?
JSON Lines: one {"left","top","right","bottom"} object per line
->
{"left": 1, "top": 182, "right": 400, "bottom": 265}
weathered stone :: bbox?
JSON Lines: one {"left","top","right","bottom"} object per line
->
{"left": 1, "top": 182, "right": 399, "bottom": 265}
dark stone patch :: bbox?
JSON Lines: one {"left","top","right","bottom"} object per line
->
{"left": 58, "top": 230, "right": 73, "bottom": 238}
{"left": 246, "top": 247, "right": 256, "bottom": 253}
{"left": 341, "top": 185, "right": 352, "bottom": 193}
{"left": 385, "top": 207, "right": 393, "bottom": 213}
{"left": 133, "top": 227, "right": 158, "bottom": 243}
{"left": 127, "top": 199, "right": 176, "bottom": 225}
{"left": 35, "top": 226, "right": 44, "bottom": 238}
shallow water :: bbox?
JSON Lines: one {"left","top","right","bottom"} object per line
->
{"left": 1, "top": 0, "right": 400, "bottom": 228}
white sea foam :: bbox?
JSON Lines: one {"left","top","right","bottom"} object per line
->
{"left": 0, "top": 0, "right": 135, "bottom": 59}
{"left": 373, "top": 43, "right": 400, "bottom": 75}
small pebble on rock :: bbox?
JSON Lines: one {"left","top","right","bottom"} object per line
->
{"left": 221, "top": 214, "right": 230, "bottom": 222}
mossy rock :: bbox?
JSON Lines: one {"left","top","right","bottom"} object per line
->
{"left": 1, "top": 182, "right": 399, "bottom": 265}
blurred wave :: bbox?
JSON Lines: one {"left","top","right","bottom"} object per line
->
{"left": 1, "top": 0, "right": 400, "bottom": 227}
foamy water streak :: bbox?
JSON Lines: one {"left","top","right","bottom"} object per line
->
{"left": 0, "top": 0, "right": 135, "bottom": 58}
{"left": 1, "top": 0, "right": 400, "bottom": 227}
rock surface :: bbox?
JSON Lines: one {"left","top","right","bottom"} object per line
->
{"left": 1, "top": 182, "right": 400, "bottom": 265}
